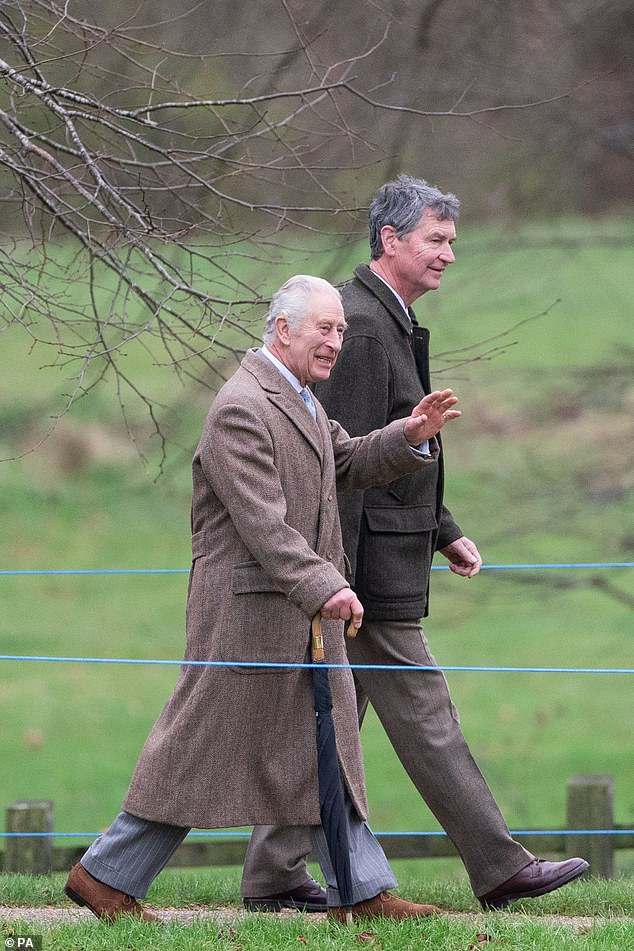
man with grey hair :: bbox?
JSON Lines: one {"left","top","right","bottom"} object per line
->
{"left": 64, "top": 272, "right": 464, "bottom": 923}
{"left": 243, "top": 179, "right": 588, "bottom": 911}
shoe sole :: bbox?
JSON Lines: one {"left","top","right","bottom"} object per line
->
{"left": 244, "top": 898, "right": 326, "bottom": 913}
{"left": 64, "top": 884, "right": 101, "bottom": 920}
{"left": 64, "top": 884, "right": 159, "bottom": 923}
{"left": 481, "top": 860, "right": 590, "bottom": 909}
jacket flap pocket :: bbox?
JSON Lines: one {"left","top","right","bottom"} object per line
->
{"left": 364, "top": 504, "right": 437, "bottom": 534}
{"left": 232, "top": 562, "right": 284, "bottom": 595}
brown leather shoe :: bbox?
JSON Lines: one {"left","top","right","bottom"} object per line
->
{"left": 479, "top": 857, "right": 590, "bottom": 909}
{"left": 64, "top": 862, "right": 160, "bottom": 922}
{"left": 328, "top": 890, "right": 440, "bottom": 922}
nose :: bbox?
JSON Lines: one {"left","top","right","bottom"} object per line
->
{"left": 325, "top": 326, "right": 343, "bottom": 351}
{"left": 440, "top": 242, "right": 455, "bottom": 264}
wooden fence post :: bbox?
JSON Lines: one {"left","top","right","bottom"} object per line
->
{"left": 5, "top": 800, "right": 54, "bottom": 874}
{"left": 566, "top": 774, "right": 613, "bottom": 879}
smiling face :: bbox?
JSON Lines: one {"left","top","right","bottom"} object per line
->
{"left": 272, "top": 288, "right": 346, "bottom": 386}
{"left": 374, "top": 207, "right": 457, "bottom": 306}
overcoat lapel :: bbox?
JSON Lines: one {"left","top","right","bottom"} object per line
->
{"left": 354, "top": 265, "right": 433, "bottom": 397}
{"left": 312, "top": 404, "right": 335, "bottom": 554}
{"left": 268, "top": 390, "right": 324, "bottom": 460}
{"left": 243, "top": 350, "right": 324, "bottom": 460}
{"left": 354, "top": 266, "right": 431, "bottom": 396}
{"left": 353, "top": 265, "right": 413, "bottom": 337}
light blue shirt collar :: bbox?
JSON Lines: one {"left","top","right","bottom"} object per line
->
{"left": 260, "top": 344, "right": 303, "bottom": 394}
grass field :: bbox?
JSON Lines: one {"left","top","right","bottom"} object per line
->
{"left": 1, "top": 217, "right": 632, "bottom": 882}
{"left": 3, "top": 912, "right": 633, "bottom": 951}
{"left": 2, "top": 867, "right": 634, "bottom": 949}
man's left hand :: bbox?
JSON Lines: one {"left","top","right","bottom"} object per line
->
{"left": 439, "top": 536, "right": 482, "bottom": 577}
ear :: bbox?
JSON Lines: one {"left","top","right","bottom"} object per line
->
{"left": 380, "top": 224, "right": 398, "bottom": 257}
{"left": 274, "top": 313, "right": 291, "bottom": 346}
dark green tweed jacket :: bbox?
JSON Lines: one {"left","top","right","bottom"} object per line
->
{"left": 314, "top": 264, "right": 463, "bottom": 620}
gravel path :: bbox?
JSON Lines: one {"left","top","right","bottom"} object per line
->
{"left": 0, "top": 904, "right": 243, "bottom": 927}
{"left": 0, "top": 905, "right": 609, "bottom": 935}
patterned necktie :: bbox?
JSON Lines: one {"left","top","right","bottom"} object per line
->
{"left": 299, "top": 387, "right": 317, "bottom": 421}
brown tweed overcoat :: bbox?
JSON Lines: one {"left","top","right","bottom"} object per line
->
{"left": 123, "top": 350, "right": 432, "bottom": 829}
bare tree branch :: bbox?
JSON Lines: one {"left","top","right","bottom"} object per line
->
{"left": 0, "top": 0, "right": 620, "bottom": 457}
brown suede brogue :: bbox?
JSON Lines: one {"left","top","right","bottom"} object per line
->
{"left": 64, "top": 862, "right": 160, "bottom": 922}
{"left": 479, "top": 857, "right": 590, "bottom": 909}
{"left": 328, "top": 890, "right": 441, "bottom": 922}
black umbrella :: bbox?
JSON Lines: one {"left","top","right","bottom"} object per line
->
{"left": 311, "top": 614, "right": 356, "bottom": 922}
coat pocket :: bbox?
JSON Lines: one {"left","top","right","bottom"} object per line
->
{"left": 231, "top": 561, "right": 285, "bottom": 595}
{"left": 360, "top": 505, "right": 438, "bottom": 602}
{"left": 223, "top": 562, "right": 309, "bottom": 674}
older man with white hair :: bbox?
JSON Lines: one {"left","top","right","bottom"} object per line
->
{"left": 64, "top": 274, "right": 462, "bottom": 923}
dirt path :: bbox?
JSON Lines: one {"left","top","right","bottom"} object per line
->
{"left": 0, "top": 905, "right": 612, "bottom": 935}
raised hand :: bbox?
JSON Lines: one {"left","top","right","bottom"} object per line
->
{"left": 403, "top": 389, "right": 460, "bottom": 445}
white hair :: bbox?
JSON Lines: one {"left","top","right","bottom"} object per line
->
{"left": 262, "top": 275, "right": 341, "bottom": 343}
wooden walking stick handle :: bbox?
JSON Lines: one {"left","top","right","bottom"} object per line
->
{"left": 311, "top": 615, "right": 357, "bottom": 662}
{"left": 311, "top": 614, "right": 325, "bottom": 662}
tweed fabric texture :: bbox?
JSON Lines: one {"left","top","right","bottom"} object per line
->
{"left": 314, "top": 264, "right": 463, "bottom": 620}
{"left": 123, "top": 350, "right": 427, "bottom": 829}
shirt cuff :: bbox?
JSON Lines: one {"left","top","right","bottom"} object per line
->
{"left": 410, "top": 440, "right": 430, "bottom": 457}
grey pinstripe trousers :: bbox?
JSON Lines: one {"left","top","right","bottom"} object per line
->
{"left": 81, "top": 789, "right": 396, "bottom": 906}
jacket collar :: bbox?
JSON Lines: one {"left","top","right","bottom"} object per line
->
{"left": 352, "top": 264, "right": 419, "bottom": 335}
{"left": 242, "top": 348, "right": 285, "bottom": 392}
{"left": 242, "top": 349, "right": 324, "bottom": 459}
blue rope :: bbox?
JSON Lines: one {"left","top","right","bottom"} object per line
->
{"left": 0, "top": 569, "right": 191, "bottom": 576}
{"left": 1, "top": 562, "right": 632, "bottom": 576}
{"left": 1, "top": 655, "right": 633, "bottom": 674}
{"left": 1, "top": 563, "right": 631, "bottom": 841}
{"left": 1, "top": 829, "right": 632, "bottom": 839}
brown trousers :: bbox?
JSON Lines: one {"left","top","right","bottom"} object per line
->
{"left": 241, "top": 619, "right": 531, "bottom": 898}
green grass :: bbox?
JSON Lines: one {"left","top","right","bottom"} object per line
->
{"left": 1, "top": 918, "right": 629, "bottom": 951}
{"left": 1, "top": 861, "right": 633, "bottom": 910}
{"left": 2, "top": 918, "right": 634, "bottom": 951}
{"left": 1, "top": 217, "right": 632, "bottom": 866}
{"left": 2, "top": 869, "right": 634, "bottom": 949}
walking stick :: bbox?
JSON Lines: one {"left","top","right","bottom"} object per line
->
{"left": 311, "top": 614, "right": 356, "bottom": 923}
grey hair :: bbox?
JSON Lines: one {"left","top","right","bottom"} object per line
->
{"left": 262, "top": 274, "right": 342, "bottom": 343}
{"left": 369, "top": 174, "right": 460, "bottom": 260}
